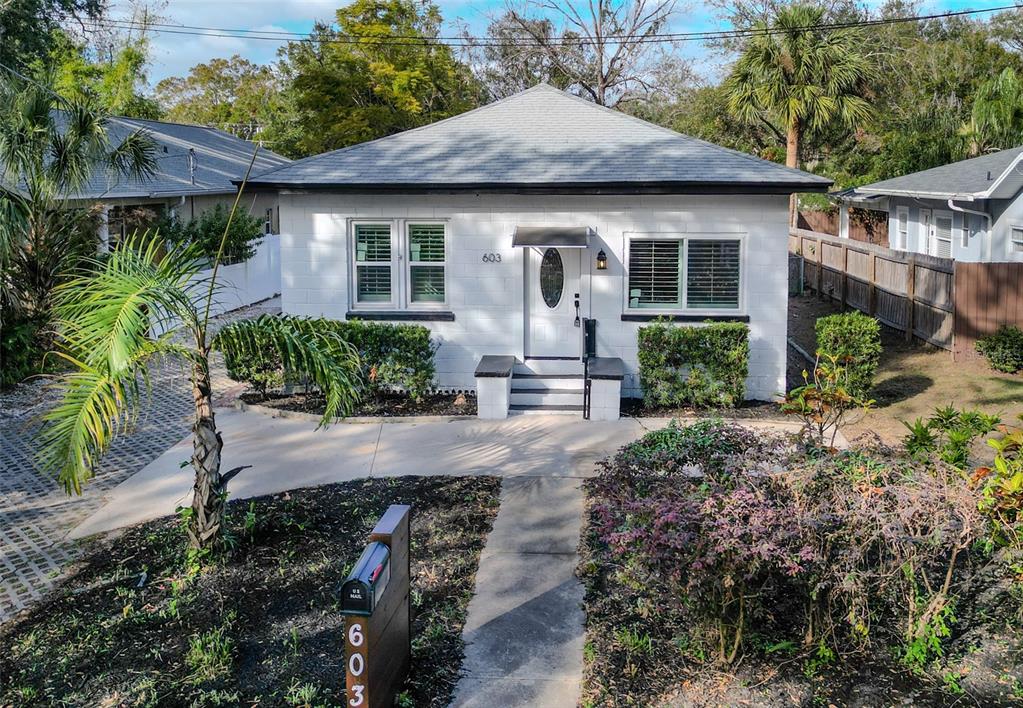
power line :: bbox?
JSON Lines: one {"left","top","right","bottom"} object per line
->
{"left": 83, "top": 3, "right": 1023, "bottom": 49}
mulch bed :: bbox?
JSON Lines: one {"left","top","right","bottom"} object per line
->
{"left": 619, "top": 397, "right": 791, "bottom": 421}
{"left": 0, "top": 476, "right": 500, "bottom": 707}
{"left": 243, "top": 390, "right": 477, "bottom": 417}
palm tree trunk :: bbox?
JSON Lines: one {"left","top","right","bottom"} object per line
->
{"left": 786, "top": 118, "right": 800, "bottom": 227}
{"left": 188, "top": 354, "right": 225, "bottom": 550}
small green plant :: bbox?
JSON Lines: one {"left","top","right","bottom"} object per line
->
{"left": 942, "top": 670, "right": 965, "bottom": 695}
{"left": 285, "top": 679, "right": 319, "bottom": 706}
{"left": 902, "top": 405, "right": 1000, "bottom": 469}
{"left": 185, "top": 613, "right": 236, "bottom": 685}
{"left": 976, "top": 325, "right": 1023, "bottom": 374}
{"left": 802, "top": 641, "right": 836, "bottom": 678}
{"left": 783, "top": 353, "right": 873, "bottom": 447}
{"left": 977, "top": 417, "right": 1023, "bottom": 549}
{"left": 901, "top": 602, "right": 955, "bottom": 671}
{"left": 815, "top": 311, "right": 882, "bottom": 398}
{"left": 615, "top": 627, "right": 653, "bottom": 655}
{"left": 284, "top": 626, "right": 300, "bottom": 656}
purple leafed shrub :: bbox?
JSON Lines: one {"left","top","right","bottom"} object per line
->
{"left": 586, "top": 420, "right": 986, "bottom": 667}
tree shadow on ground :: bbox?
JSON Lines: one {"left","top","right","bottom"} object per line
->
{"left": 870, "top": 374, "right": 934, "bottom": 408}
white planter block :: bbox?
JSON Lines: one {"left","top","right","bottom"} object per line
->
{"left": 588, "top": 378, "right": 621, "bottom": 421}
{"left": 476, "top": 375, "right": 512, "bottom": 419}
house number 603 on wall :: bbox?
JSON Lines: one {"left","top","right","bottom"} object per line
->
{"left": 481, "top": 252, "right": 502, "bottom": 263}
{"left": 347, "top": 622, "right": 366, "bottom": 706}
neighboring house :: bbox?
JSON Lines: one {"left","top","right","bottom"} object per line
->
{"left": 66, "top": 116, "right": 291, "bottom": 249}
{"left": 846, "top": 147, "right": 1023, "bottom": 262}
{"left": 247, "top": 84, "right": 830, "bottom": 418}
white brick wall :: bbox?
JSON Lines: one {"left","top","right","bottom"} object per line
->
{"left": 278, "top": 193, "right": 791, "bottom": 401}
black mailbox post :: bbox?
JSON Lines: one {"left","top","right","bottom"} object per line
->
{"left": 342, "top": 505, "right": 411, "bottom": 708}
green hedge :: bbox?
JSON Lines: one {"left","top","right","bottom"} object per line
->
{"left": 225, "top": 317, "right": 436, "bottom": 400}
{"left": 976, "top": 325, "right": 1023, "bottom": 374}
{"left": 637, "top": 321, "right": 749, "bottom": 408}
{"left": 815, "top": 311, "right": 882, "bottom": 398}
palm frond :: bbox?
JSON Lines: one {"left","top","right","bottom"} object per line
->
{"left": 52, "top": 231, "right": 202, "bottom": 371}
{"left": 212, "top": 314, "right": 363, "bottom": 425}
{"left": 108, "top": 129, "right": 158, "bottom": 185}
{"left": 37, "top": 338, "right": 190, "bottom": 494}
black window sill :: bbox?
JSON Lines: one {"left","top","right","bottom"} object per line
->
{"left": 346, "top": 310, "right": 455, "bottom": 322}
{"left": 620, "top": 313, "right": 750, "bottom": 323}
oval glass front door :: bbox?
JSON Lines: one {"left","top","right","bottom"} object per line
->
{"left": 540, "top": 248, "right": 564, "bottom": 308}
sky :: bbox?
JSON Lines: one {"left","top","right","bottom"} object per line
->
{"left": 115, "top": 0, "right": 1015, "bottom": 87}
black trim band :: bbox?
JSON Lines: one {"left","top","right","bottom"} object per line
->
{"left": 620, "top": 313, "right": 750, "bottom": 323}
{"left": 346, "top": 310, "right": 455, "bottom": 322}
{"left": 244, "top": 180, "right": 830, "bottom": 195}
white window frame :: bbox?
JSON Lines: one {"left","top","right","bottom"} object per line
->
{"left": 623, "top": 232, "right": 746, "bottom": 316}
{"left": 350, "top": 220, "right": 399, "bottom": 310}
{"left": 404, "top": 220, "right": 448, "bottom": 310}
{"left": 1011, "top": 225, "right": 1023, "bottom": 253}
{"left": 959, "top": 213, "right": 972, "bottom": 249}
{"left": 348, "top": 218, "right": 449, "bottom": 311}
{"left": 895, "top": 206, "right": 909, "bottom": 251}
{"left": 264, "top": 207, "right": 275, "bottom": 236}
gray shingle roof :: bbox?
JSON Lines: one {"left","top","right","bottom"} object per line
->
{"left": 68, "top": 116, "right": 290, "bottom": 200}
{"left": 248, "top": 84, "right": 831, "bottom": 192}
{"left": 855, "top": 146, "right": 1023, "bottom": 200}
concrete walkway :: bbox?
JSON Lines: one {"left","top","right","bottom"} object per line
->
{"left": 450, "top": 475, "right": 586, "bottom": 706}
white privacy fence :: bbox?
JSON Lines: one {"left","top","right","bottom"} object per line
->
{"left": 203, "top": 236, "right": 281, "bottom": 318}
{"left": 152, "top": 236, "right": 280, "bottom": 336}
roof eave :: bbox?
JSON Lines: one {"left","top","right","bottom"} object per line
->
{"left": 852, "top": 187, "right": 979, "bottom": 202}
{"left": 240, "top": 179, "right": 833, "bottom": 195}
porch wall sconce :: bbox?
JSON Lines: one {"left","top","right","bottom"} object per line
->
{"left": 595, "top": 249, "right": 608, "bottom": 270}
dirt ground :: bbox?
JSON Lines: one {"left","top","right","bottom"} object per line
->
{"left": 788, "top": 294, "right": 1023, "bottom": 445}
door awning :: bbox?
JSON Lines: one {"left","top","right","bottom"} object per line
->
{"left": 511, "top": 226, "right": 594, "bottom": 248}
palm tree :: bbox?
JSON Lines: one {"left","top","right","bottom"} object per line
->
{"left": 723, "top": 3, "right": 873, "bottom": 224}
{"left": 39, "top": 225, "right": 363, "bottom": 551}
{"left": 0, "top": 75, "right": 157, "bottom": 325}
{"left": 963, "top": 67, "right": 1023, "bottom": 156}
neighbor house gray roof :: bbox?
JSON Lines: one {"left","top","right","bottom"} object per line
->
{"left": 248, "top": 84, "right": 831, "bottom": 193}
{"left": 62, "top": 116, "right": 290, "bottom": 201}
{"left": 853, "top": 146, "right": 1023, "bottom": 201}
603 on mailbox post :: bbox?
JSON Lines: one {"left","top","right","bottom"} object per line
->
{"left": 340, "top": 505, "right": 411, "bottom": 708}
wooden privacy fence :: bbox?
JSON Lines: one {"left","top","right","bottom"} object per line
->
{"left": 789, "top": 228, "right": 955, "bottom": 350}
{"left": 953, "top": 262, "right": 1023, "bottom": 361}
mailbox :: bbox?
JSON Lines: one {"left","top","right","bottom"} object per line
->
{"left": 341, "top": 505, "right": 411, "bottom": 708}
{"left": 341, "top": 541, "right": 391, "bottom": 616}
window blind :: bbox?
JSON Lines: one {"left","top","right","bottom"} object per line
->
{"left": 355, "top": 224, "right": 392, "bottom": 303}
{"left": 934, "top": 217, "right": 953, "bottom": 258}
{"left": 408, "top": 224, "right": 445, "bottom": 262}
{"left": 627, "top": 240, "right": 681, "bottom": 308}
{"left": 686, "top": 240, "right": 740, "bottom": 309}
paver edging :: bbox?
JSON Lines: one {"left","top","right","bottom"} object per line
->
{"left": 233, "top": 399, "right": 475, "bottom": 424}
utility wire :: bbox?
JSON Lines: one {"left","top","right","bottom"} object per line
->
{"left": 81, "top": 3, "right": 1023, "bottom": 49}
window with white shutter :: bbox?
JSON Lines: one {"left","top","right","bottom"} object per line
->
{"left": 627, "top": 236, "right": 742, "bottom": 312}
{"left": 354, "top": 223, "right": 393, "bottom": 304}
{"left": 895, "top": 207, "right": 909, "bottom": 250}
{"left": 1012, "top": 227, "right": 1023, "bottom": 253}
{"left": 687, "top": 240, "right": 740, "bottom": 309}
{"left": 934, "top": 215, "right": 953, "bottom": 258}
{"left": 407, "top": 223, "right": 446, "bottom": 304}
{"left": 627, "top": 240, "right": 682, "bottom": 308}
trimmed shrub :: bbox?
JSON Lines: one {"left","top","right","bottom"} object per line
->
{"left": 637, "top": 321, "right": 749, "bottom": 408}
{"left": 815, "top": 311, "right": 882, "bottom": 398}
{"left": 225, "top": 317, "right": 436, "bottom": 400}
{"left": 976, "top": 325, "right": 1023, "bottom": 374}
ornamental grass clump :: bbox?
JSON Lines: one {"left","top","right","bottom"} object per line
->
{"left": 587, "top": 420, "right": 988, "bottom": 669}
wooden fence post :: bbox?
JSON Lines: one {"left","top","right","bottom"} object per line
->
{"left": 867, "top": 251, "right": 877, "bottom": 315}
{"left": 905, "top": 255, "right": 916, "bottom": 342}
{"left": 840, "top": 243, "right": 848, "bottom": 310}
{"left": 816, "top": 238, "right": 824, "bottom": 299}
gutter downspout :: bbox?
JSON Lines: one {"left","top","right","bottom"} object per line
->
{"left": 946, "top": 199, "right": 991, "bottom": 261}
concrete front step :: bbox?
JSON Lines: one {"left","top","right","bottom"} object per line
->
{"left": 510, "top": 375, "right": 584, "bottom": 391}
{"left": 510, "top": 390, "right": 584, "bottom": 407}
{"left": 509, "top": 404, "right": 584, "bottom": 416}
{"left": 514, "top": 358, "right": 584, "bottom": 376}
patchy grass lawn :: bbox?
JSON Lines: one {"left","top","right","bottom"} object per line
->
{"left": 0, "top": 476, "right": 500, "bottom": 707}
{"left": 789, "top": 294, "right": 1023, "bottom": 445}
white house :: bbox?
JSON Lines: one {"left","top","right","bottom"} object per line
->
{"left": 247, "top": 84, "right": 830, "bottom": 419}
{"left": 846, "top": 147, "right": 1023, "bottom": 262}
